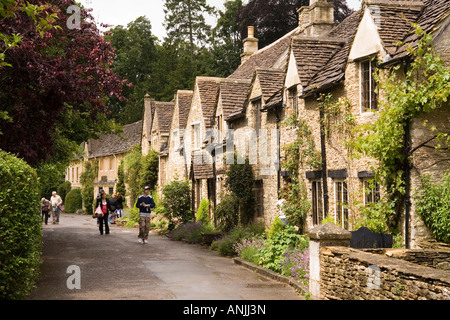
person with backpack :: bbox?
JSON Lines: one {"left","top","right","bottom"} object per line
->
{"left": 41, "top": 198, "right": 51, "bottom": 225}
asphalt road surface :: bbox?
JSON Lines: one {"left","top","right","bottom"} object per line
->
{"left": 27, "top": 213, "right": 303, "bottom": 300}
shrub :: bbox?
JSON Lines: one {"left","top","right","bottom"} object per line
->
{"left": 196, "top": 198, "right": 210, "bottom": 224}
{"left": 162, "top": 178, "right": 192, "bottom": 228}
{"left": 171, "top": 221, "right": 216, "bottom": 243}
{"left": 57, "top": 181, "right": 72, "bottom": 202}
{"left": 214, "top": 193, "right": 239, "bottom": 232}
{"left": 211, "top": 224, "right": 265, "bottom": 256}
{"left": 279, "top": 247, "right": 310, "bottom": 292}
{"left": 64, "top": 188, "right": 82, "bottom": 213}
{"left": 234, "top": 238, "right": 265, "bottom": 265}
{"left": 268, "top": 217, "right": 285, "bottom": 239}
{"left": 0, "top": 150, "right": 42, "bottom": 299}
{"left": 225, "top": 155, "right": 255, "bottom": 225}
{"left": 416, "top": 173, "right": 450, "bottom": 244}
{"left": 258, "top": 226, "right": 308, "bottom": 272}
{"left": 140, "top": 149, "right": 159, "bottom": 192}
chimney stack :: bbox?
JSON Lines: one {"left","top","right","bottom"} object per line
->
{"left": 298, "top": 0, "right": 335, "bottom": 37}
{"left": 241, "top": 26, "right": 259, "bottom": 65}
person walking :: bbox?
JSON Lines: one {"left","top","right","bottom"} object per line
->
{"left": 109, "top": 193, "right": 118, "bottom": 224}
{"left": 115, "top": 192, "right": 123, "bottom": 219}
{"left": 96, "top": 190, "right": 113, "bottom": 235}
{"left": 50, "top": 191, "right": 63, "bottom": 224}
{"left": 41, "top": 198, "right": 51, "bottom": 225}
{"left": 135, "top": 186, "right": 155, "bottom": 244}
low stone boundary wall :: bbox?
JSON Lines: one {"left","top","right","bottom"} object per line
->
{"left": 308, "top": 223, "right": 450, "bottom": 300}
{"left": 320, "top": 246, "right": 450, "bottom": 300}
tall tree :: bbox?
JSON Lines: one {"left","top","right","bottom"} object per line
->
{"left": 237, "top": 0, "right": 354, "bottom": 48}
{"left": 163, "top": 0, "right": 216, "bottom": 61}
{"left": 0, "top": 0, "right": 125, "bottom": 166}
{"left": 105, "top": 16, "right": 157, "bottom": 124}
{"left": 207, "top": 0, "right": 244, "bottom": 77}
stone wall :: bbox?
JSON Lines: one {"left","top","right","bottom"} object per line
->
{"left": 308, "top": 223, "right": 450, "bottom": 300}
{"left": 319, "top": 246, "right": 450, "bottom": 300}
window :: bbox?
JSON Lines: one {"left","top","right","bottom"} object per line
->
{"left": 335, "top": 181, "right": 349, "bottom": 229}
{"left": 360, "top": 59, "right": 378, "bottom": 112}
{"left": 218, "top": 114, "right": 223, "bottom": 141}
{"left": 253, "top": 98, "right": 262, "bottom": 136}
{"left": 364, "top": 180, "right": 380, "bottom": 204}
{"left": 288, "top": 86, "right": 298, "bottom": 116}
{"left": 108, "top": 187, "right": 114, "bottom": 195}
{"left": 76, "top": 167, "right": 79, "bottom": 183}
{"left": 312, "top": 181, "right": 324, "bottom": 225}
{"left": 193, "top": 123, "right": 201, "bottom": 149}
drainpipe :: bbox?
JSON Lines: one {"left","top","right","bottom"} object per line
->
{"left": 317, "top": 93, "right": 329, "bottom": 218}
{"left": 403, "top": 59, "right": 411, "bottom": 249}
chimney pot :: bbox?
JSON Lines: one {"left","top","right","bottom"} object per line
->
{"left": 248, "top": 26, "right": 254, "bottom": 38}
{"left": 241, "top": 26, "right": 259, "bottom": 65}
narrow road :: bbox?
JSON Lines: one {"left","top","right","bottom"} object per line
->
{"left": 27, "top": 213, "right": 303, "bottom": 300}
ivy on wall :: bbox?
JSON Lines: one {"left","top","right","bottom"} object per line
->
{"left": 351, "top": 25, "right": 450, "bottom": 236}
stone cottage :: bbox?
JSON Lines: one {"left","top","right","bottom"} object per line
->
{"left": 280, "top": 0, "right": 450, "bottom": 248}
{"left": 183, "top": 76, "right": 222, "bottom": 212}
{"left": 166, "top": 90, "right": 194, "bottom": 184}
{"left": 82, "top": 120, "right": 142, "bottom": 202}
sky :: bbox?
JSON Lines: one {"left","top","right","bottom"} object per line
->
{"left": 79, "top": 0, "right": 363, "bottom": 40}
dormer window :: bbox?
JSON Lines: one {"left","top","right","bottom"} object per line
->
{"left": 360, "top": 59, "right": 378, "bottom": 113}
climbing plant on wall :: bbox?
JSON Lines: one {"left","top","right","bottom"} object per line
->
{"left": 280, "top": 113, "right": 321, "bottom": 232}
{"left": 351, "top": 25, "right": 450, "bottom": 235}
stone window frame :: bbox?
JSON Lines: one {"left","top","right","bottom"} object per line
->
{"left": 359, "top": 58, "right": 378, "bottom": 113}
{"left": 334, "top": 179, "right": 349, "bottom": 229}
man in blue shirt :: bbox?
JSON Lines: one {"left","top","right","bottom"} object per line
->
{"left": 136, "top": 186, "right": 156, "bottom": 244}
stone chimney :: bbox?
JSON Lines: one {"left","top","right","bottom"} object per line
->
{"left": 298, "top": 0, "right": 335, "bottom": 37}
{"left": 241, "top": 26, "right": 259, "bottom": 65}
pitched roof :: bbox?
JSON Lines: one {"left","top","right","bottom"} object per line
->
{"left": 290, "top": 37, "right": 345, "bottom": 87}
{"left": 303, "top": 10, "right": 362, "bottom": 95}
{"left": 228, "top": 27, "right": 300, "bottom": 80}
{"left": 218, "top": 78, "right": 251, "bottom": 118}
{"left": 191, "top": 150, "right": 214, "bottom": 179}
{"left": 88, "top": 120, "right": 142, "bottom": 159}
{"left": 196, "top": 77, "right": 222, "bottom": 129}
{"left": 154, "top": 101, "right": 175, "bottom": 133}
{"left": 176, "top": 90, "right": 193, "bottom": 130}
{"left": 255, "top": 68, "right": 286, "bottom": 102}
{"left": 391, "top": 0, "right": 450, "bottom": 61}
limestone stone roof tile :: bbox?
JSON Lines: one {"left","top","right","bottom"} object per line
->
{"left": 219, "top": 78, "right": 251, "bottom": 118}
{"left": 392, "top": 0, "right": 450, "bottom": 61}
{"left": 88, "top": 120, "right": 142, "bottom": 159}
{"left": 176, "top": 90, "right": 193, "bottom": 130}
{"left": 196, "top": 77, "right": 222, "bottom": 129}
{"left": 291, "top": 37, "right": 345, "bottom": 87}
{"left": 228, "top": 27, "right": 300, "bottom": 80}
{"left": 255, "top": 68, "right": 286, "bottom": 102}
{"left": 192, "top": 150, "right": 214, "bottom": 179}
{"left": 154, "top": 101, "right": 175, "bottom": 133}
{"left": 303, "top": 10, "right": 362, "bottom": 95}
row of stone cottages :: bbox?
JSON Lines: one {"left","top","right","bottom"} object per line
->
{"left": 66, "top": 0, "right": 450, "bottom": 249}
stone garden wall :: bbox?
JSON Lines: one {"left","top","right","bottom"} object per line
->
{"left": 308, "top": 223, "right": 450, "bottom": 300}
{"left": 319, "top": 246, "right": 450, "bottom": 300}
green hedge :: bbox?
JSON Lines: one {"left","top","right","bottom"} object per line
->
{"left": 64, "top": 188, "right": 82, "bottom": 213}
{"left": 0, "top": 150, "right": 42, "bottom": 299}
